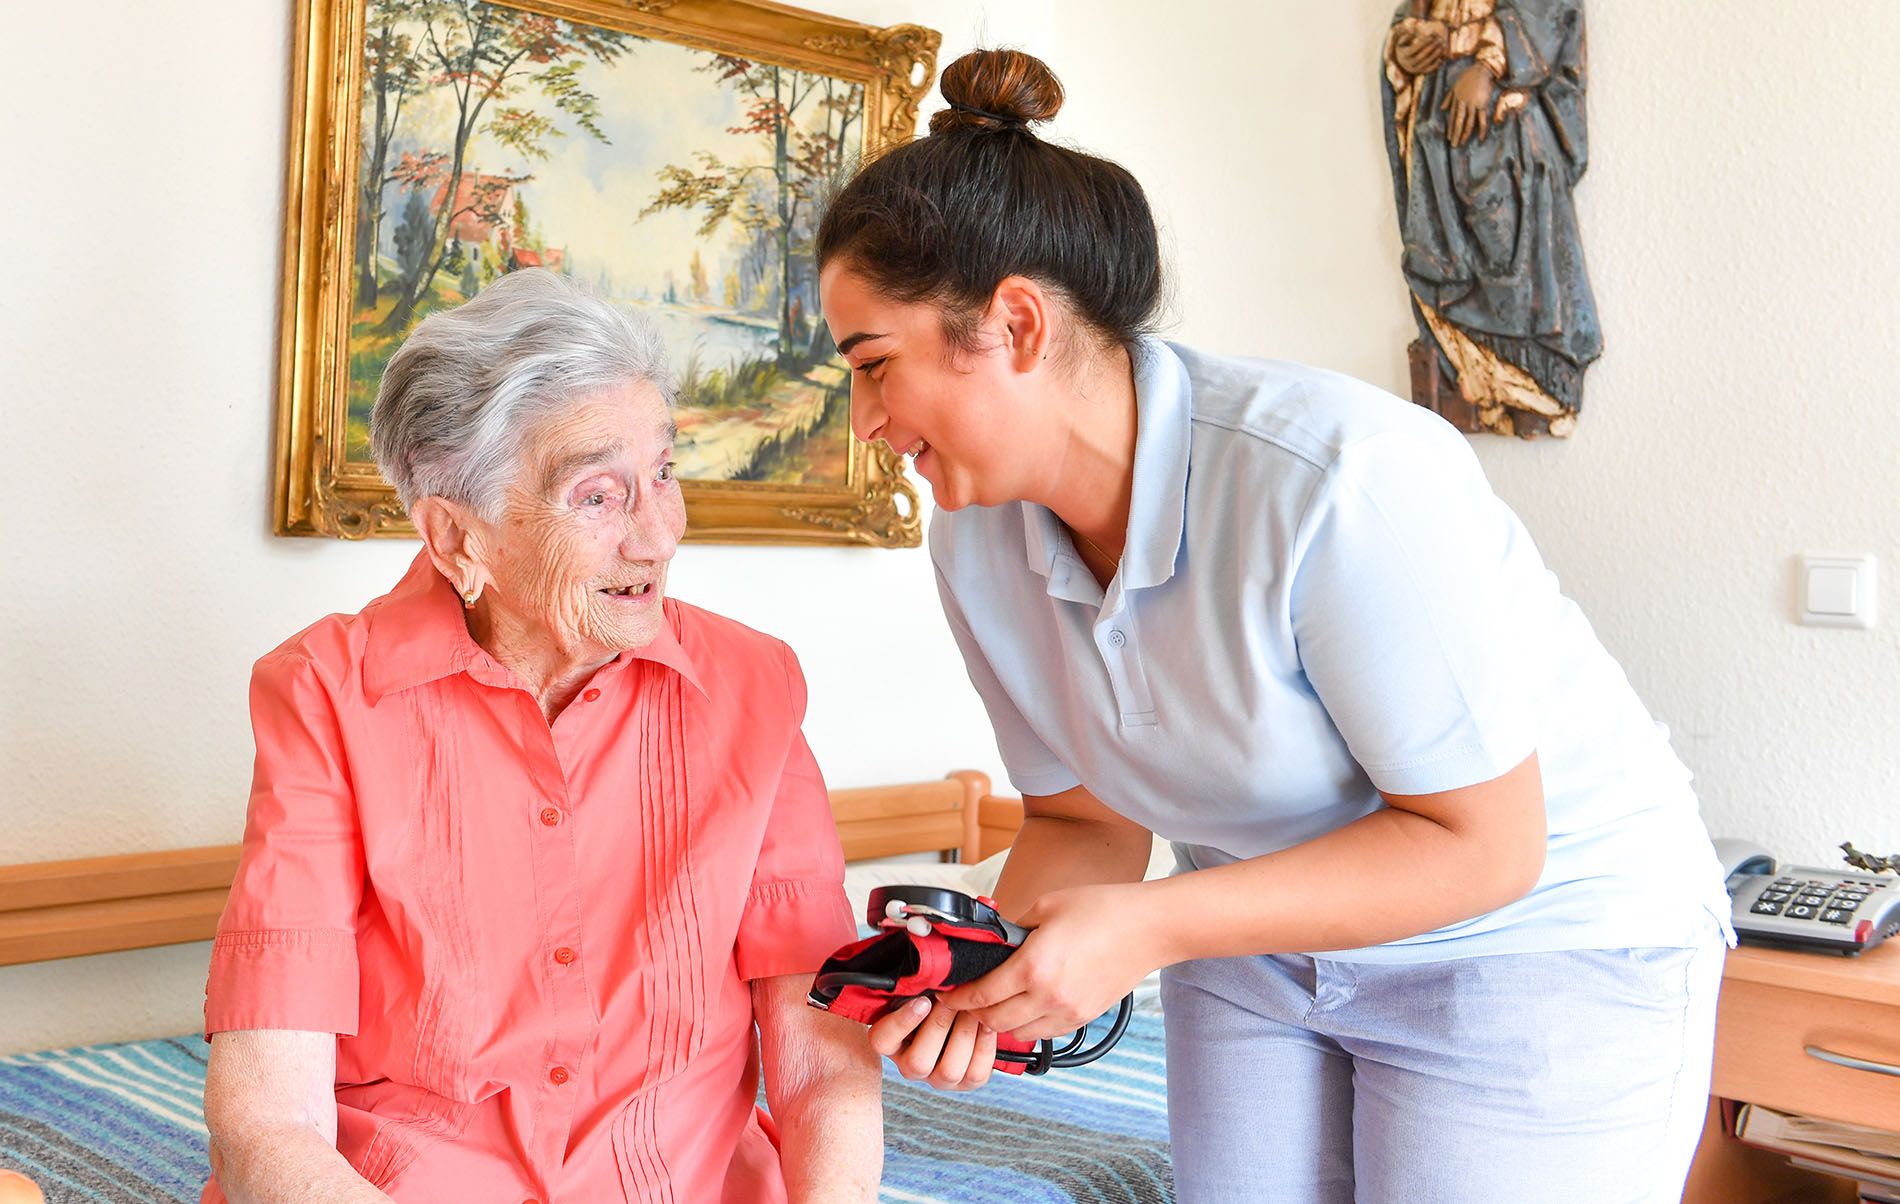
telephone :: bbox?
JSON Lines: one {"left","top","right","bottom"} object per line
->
{"left": 1713, "top": 837, "right": 1900, "bottom": 956}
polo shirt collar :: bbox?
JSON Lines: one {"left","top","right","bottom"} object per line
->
{"left": 1020, "top": 338, "right": 1191, "bottom": 596}
{"left": 364, "top": 550, "right": 708, "bottom": 703}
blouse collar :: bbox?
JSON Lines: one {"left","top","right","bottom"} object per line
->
{"left": 363, "top": 550, "right": 707, "bottom": 704}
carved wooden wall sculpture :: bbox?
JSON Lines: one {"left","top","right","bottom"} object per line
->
{"left": 1382, "top": 0, "right": 1599, "bottom": 439}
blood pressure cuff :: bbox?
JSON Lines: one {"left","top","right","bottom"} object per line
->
{"left": 808, "top": 928, "right": 1038, "bottom": 1074}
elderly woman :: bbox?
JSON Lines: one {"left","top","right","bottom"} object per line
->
{"left": 199, "top": 269, "right": 881, "bottom": 1203}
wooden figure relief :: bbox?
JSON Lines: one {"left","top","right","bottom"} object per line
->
{"left": 1382, "top": 0, "right": 1599, "bottom": 439}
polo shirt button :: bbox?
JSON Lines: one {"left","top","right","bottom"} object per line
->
{"left": 539, "top": 806, "right": 562, "bottom": 827}
{"left": 554, "top": 946, "right": 576, "bottom": 965}
{"left": 583, "top": 688, "right": 601, "bottom": 702}
{"left": 1107, "top": 628, "right": 1126, "bottom": 648}
{"left": 549, "top": 1066, "right": 570, "bottom": 1085}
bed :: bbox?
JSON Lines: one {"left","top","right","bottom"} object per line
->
{"left": 0, "top": 773, "right": 1174, "bottom": 1204}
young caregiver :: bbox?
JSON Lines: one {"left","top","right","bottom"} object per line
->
{"left": 818, "top": 48, "right": 1735, "bottom": 1204}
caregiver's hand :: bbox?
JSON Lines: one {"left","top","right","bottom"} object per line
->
{"left": 868, "top": 996, "right": 1000, "bottom": 1091}
{"left": 940, "top": 881, "right": 1165, "bottom": 1042}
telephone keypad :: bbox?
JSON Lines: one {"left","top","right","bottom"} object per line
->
{"left": 1732, "top": 864, "right": 1900, "bottom": 954}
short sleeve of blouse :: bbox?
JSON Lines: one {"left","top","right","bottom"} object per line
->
{"left": 1288, "top": 431, "right": 1539, "bottom": 797}
{"left": 731, "top": 644, "right": 856, "bottom": 980}
{"left": 203, "top": 648, "right": 364, "bottom": 1037}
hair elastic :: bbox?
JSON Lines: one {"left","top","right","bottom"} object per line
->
{"left": 948, "top": 100, "right": 1027, "bottom": 128}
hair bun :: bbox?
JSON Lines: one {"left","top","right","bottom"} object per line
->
{"left": 929, "top": 48, "right": 1064, "bottom": 134}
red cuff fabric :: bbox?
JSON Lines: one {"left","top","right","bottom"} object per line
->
{"left": 734, "top": 880, "right": 856, "bottom": 981}
{"left": 203, "top": 927, "right": 360, "bottom": 1038}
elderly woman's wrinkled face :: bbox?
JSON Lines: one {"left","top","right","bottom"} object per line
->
{"left": 478, "top": 381, "right": 685, "bottom": 659}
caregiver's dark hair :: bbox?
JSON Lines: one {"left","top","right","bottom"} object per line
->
{"left": 816, "top": 48, "right": 1163, "bottom": 352}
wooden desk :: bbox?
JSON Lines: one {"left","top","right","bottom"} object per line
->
{"left": 1684, "top": 940, "right": 1900, "bottom": 1204}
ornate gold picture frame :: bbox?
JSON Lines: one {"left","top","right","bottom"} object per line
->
{"left": 273, "top": 0, "right": 937, "bottom": 544}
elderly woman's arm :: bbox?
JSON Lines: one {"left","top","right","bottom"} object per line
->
{"left": 754, "top": 973, "right": 882, "bottom": 1202}
{"left": 204, "top": 1030, "right": 393, "bottom": 1204}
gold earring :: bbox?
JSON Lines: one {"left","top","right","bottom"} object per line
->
{"left": 462, "top": 586, "right": 479, "bottom": 608}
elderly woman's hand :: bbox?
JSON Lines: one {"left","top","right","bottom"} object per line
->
{"left": 868, "top": 996, "right": 1000, "bottom": 1091}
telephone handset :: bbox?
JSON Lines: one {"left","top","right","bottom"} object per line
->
{"left": 1713, "top": 837, "right": 1900, "bottom": 956}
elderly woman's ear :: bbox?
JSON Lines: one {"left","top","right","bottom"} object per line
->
{"left": 409, "top": 495, "right": 491, "bottom": 608}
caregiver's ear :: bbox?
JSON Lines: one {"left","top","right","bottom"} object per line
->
{"left": 989, "top": 275, "right": 1056, "bottom": 370}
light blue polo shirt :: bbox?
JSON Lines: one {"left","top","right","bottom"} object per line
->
{"left": 930, "top": 339, "right": 1733, "bottom": 962}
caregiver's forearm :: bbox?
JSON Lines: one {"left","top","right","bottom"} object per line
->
{"left": 1145, "top": 754, "right": 1547, "bottom": 962}
{"left": 757, "top": 977, "right": 882, "bottom": 1203}
{"left": 991, "top": 812, "right": 1153, "bottom": 923}
{"left": 210, "top": 1128, "right": 393, "bottom": 1204}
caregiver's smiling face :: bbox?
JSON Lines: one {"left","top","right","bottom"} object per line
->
{"left": 820, "top": 259, "right": 1031, "bottom": 512}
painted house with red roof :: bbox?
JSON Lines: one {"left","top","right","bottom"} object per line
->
{"left": 431, "top": 174, "right": 516, "bottom": 255}
{"left": 510, "top": 246, "right": 565, "bottom": 272}
{"left": 427, "top": 173, "right": 566, "bottom": 276}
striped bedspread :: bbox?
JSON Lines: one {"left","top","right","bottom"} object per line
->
{"left": 878, "top": 1009, "right": 1172, "bottom": 1204}
{"left": 0, "top": 1035, "right": 209, "bottom": 1203}
{"left": 0, "top": 1013, "right": 1171, "bottom": 1203}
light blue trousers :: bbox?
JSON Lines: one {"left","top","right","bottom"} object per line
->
{"left": 1160, "top": 926, "right": 1726, "bottom": 1204}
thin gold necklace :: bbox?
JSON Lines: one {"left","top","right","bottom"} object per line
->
{"left": 1070, "top": 526, "right": 1121, "bottom": 565}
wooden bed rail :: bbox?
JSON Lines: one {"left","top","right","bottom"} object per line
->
{"left": 975, "top": 794, "right": 1025, "bottom": 862}
{"left": 0, "top": 845, "right": 241, "bottom": 967}
{"left": 0, "top": 771, "right": 1022, "bottom": 968}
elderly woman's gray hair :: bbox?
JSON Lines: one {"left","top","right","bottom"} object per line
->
{"left": 370, "top": 268, "right": 674, "bottom": 517}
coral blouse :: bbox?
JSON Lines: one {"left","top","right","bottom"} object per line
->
{"left": 202, "top": 552, "right": 855, "bottom": 1203}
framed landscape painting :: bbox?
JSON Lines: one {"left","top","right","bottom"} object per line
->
{"left": 273, "top": 0, "right": 939, "bottom": 544}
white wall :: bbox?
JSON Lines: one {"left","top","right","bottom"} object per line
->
{"left": 0, "top": 0, "right": 1047, "bottom": 1055}
{"left": 1048, "top": 1, "right": 1900, "bottom": 861}
{"left": 6, "top": 0, "right": 1898, "bottom": 1054}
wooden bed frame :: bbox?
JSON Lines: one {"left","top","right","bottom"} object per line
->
{"left": 0, "top": 772, "right": 1026, "bottom": 969}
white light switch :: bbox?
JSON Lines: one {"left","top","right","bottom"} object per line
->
{"left": 1799, "top": 554, "right": 1878, "bottom": 629}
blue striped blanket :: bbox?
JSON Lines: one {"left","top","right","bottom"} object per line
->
{"left": 0, "top": 1013, "right": 1171, "bottom": 1203}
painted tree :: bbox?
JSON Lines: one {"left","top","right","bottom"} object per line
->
{"left": 642, "top": 57, "right": 863, "bottom": 367}
{"left": 357, "top": 0, "right": 427, "bottom": 307}
{"left": 689, "top": 249, "right": 710, "bottom": 303}
{"left": 376, "top": 1, "right": 634, "bottom": 334}
{"left": 512, "top": 193, "right": 532, "bottom": 248}
{"left": 393, "top": 189, "right": 435, "bottom": 280}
